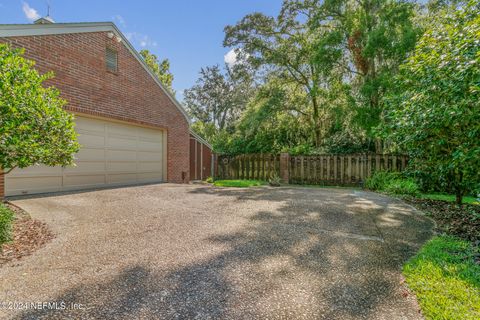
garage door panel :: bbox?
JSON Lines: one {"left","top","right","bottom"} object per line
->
{"left": 107, "top": 136, "right": 138, "bottom": 150}
{"left": 138, "top": 161, "right": 162, "bottom": 172}
{"left": 138, "top": 172, "right": 163, "bottom": 182}
{"left": 64, "top": 161, "right": 105, "bottom": 173}
{"left": 107, "top": 123, "right": 138, "bottom": 136}
{"left": 5, "top": 115, "right": 164, "bottom": 196}
{"left": 77, "top": 133, "right": 106, "bottom": 148}
{"left": 7, "top": 176, "right": 62, "bottom": 194}
{"left": 8, "top": 165, "right": 62, "bottom": 177}
{"left": 107, "top": 173, "right": 138, "bottom": 184}
{"left": 137, "top": 151, "right": 162, "bottom": 162}
{"left": 138, "top": 140, "right": 162, "bottom": 152}
{"left": 74, "top": 148, "right": 105, "bottom": 161}
{"left": 75, "top": 117, "right": 105, "bottom": 133}
{"left": 107, "top": 161, "right": 137, "bottom": 173}
{"left": 138, "top": 129, "right": 162, "bottom": 141}
{"left": 63, "top": 174, "right": 106, "bottom": 187}
{"left": 107, "top": 150, "right": 137, "bottom": 161}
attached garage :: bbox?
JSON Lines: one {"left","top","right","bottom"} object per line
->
{"left": 6, "top": 115, "right": 167, "bottom": 196}
{"left": 0, "top": 21, "right": 192, "bottom": 198}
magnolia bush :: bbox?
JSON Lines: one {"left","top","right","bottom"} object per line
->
{"left": 0, "top": 43, "right": 79, "bottom": 174}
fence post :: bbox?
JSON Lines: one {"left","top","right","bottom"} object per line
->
{"left": 279, "top": 153, "right": 290, "bottom": 184}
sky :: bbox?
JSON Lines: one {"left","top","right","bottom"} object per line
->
{"left": 0, "top": 0, "right": 282, "bottom": 100}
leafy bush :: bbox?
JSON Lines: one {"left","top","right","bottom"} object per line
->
{"left": 384, "top": 179, "right": 419, "bottom": 196}
{"left": 365, "top": 171, "right": 400, "bottom": 191}
{"left": 0, "top": 43, "right": 80, "bottom": 173}
{"left": 0, "top": 203, "right": 14, "bottom": 245}
{"left": 365, "top": 171, "right": 419, "bottom": 196}
{"left": 321, "top": 131, "right": 373, "bottom": 154}
{"left": 382, "top": 3, "right": 480, "bottom": 204}
{"left": 205, "top": 176, "right": 214, "bottom": 183}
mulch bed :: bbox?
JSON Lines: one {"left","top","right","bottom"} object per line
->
{"left": 0, "top": 202, "right": 55, "bottom": 266}
{"left": 406, "top": 198, "right": 480, "bottom": 243}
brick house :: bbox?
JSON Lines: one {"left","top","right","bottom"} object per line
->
{"left": 0, "top": 20, "right": 211, "bottom": 197}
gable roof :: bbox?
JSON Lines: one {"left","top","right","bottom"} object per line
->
{"left": 0, "top": 22, "right": 190, "bottom": 124}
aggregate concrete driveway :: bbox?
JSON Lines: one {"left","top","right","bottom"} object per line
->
{"left": 0, "top": 184, "right": 433, "bottom": 320}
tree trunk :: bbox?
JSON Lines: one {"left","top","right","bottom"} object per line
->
{"left": 311, "top": 95, "right": 321, "bottom": 147}
{"left": 454, "top": 171, "right": 464, "bottom": 205}
{"left": 455, "top": 191, "right": 463, "bottom": 205}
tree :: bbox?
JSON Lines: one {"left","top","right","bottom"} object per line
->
{"left": 184, "top": 63, "right": 256, "bottom": 141}
{"left": 139, "top": 49, "right": 174, "bottom": 93}
{"left": 224, "top": 2, "right": 344, "bottom": 146}
{"left": 315, "top": 0, "right": 420, "bottom": 140}
{"left": 383, "top": 0, "right": 480, "bottom": 204}
{"left": 0, "top": 44, "right": 80, "bottom": 176}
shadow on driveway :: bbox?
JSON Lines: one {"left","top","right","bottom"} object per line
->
{"left": 14, "top": 186, "right": 433, "bottom": 319}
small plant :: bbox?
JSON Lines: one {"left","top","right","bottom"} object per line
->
{"left": 365, "top": 171, "right": 419, "bottom": 196}
{"left": 213, "top": 180, "right": 266, "bottom": 188}
{"left": 268, "top": 173, "right": 281, "bottom": 187}
{"left": 206, "top": 176, "right": 214, "bottom": 183}
{"left": 385, "top": 179, "right": 419, "bottom": 196}
{"left": 0, "top": 203, "right": 14, "bottom": 246}
{"left": 365, "top": 171, "right": 400, "bottom": 191}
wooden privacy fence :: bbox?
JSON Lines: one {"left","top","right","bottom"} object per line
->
{"left": 217, "top": 153, "right": 408, "bottom": 186}
{"left": 217, "top": 154, "right": 280, "bottom": 180}
{"left": 289, "top": 154, "right": 408, "bottom": 185}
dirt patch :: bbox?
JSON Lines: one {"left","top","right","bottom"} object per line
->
{"left": 0, "top": 202, "right": 54, "bottom": 266}
{"left": 406, "top": 198, "right": 480, "bottom": 242}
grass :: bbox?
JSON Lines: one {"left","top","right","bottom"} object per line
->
{"left": 419, "top": 193, "right": 479, "bottom": 205}
{"left": 403, "top": 235, "right": 480, "bottom": 319}
{"left": 291, "top": 184, "right": 362, "bottom": 190}
{"left": 0, "top": 203, "right": 14, "bottom": 245}
{"left": 213, "top": 179, "right": 267, "bottom": 188}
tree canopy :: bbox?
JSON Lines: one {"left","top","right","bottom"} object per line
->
{"left": 183, "top": 63, "right": 257, "bottom": 148}
{"left": 139, "top": 49, "right": 175, "bottom": 94}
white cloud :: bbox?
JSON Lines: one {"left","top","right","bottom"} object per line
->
{"left": 113, "top": 14, "right": 126, "bottom": 27}
{"left": 22, "top": 2, "right": 40, "bottom": 21}
{"left": 224, "top": 49, "right": 238, "bottom": 66}
{"left": 125, "top": 32, "right": 157, "bottom": 48}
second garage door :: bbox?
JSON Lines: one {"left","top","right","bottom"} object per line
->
{"left": 5, "top": 115, "right": 166, "bottom": 196}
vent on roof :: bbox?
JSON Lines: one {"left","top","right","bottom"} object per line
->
{"left": 106, "top": 47, "right": 118, "bottom": 73}
{"left": 34, "top": 16, "right": 55, "bottom": 24}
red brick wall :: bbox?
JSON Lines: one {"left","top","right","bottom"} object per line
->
{"left": 189, "top": 138, "right": 197, "bottom": 180}
{"left": 0, "top": 31, "right": 190, "bottom": 191}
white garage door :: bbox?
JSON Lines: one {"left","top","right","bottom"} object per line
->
{"left": 6, "top": 115, "right": 165, "bottom": 196}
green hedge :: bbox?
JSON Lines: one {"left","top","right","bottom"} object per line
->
{"left": 365, "top": 171, "right": 419, "bottom": 196}
{"left": 0, "top": 203, "right": 14, "bottom": 245}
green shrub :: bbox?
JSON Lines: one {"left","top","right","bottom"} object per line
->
{"left": 206, "top": 176, "right": 214, "bottom": 183}
{"left": 365, "top": 171, "right": 419, "bottom": 196}
{"left": 365, "top": 171, "right": 400, "bottom": 191}
{"left": 0, "top": 203, "right": 14, "bottom": 245}
{"left": 385, "top": 178, "right": 419, "bottom": 196}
